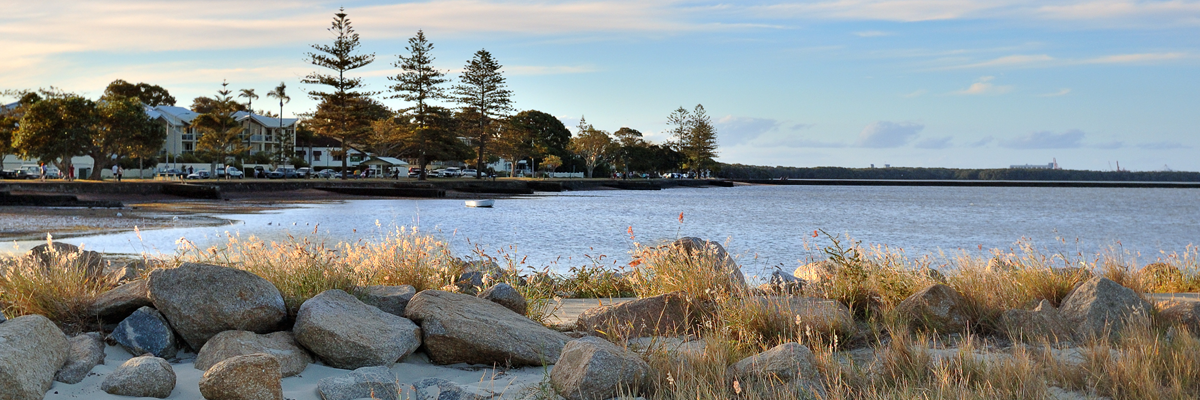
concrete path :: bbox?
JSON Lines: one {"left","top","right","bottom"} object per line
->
{"left": 547, "top": 298, "right": 635, "bottom": 327}
{"left": 1145, "top": 292, "right": 1199, "bottom": 305}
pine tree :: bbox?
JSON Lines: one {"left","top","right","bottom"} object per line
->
{"left": 194, "top": 80, "right": 248, "bottom": 173}
{"left": 452, "top": 49, "right": 513, "bottom": 178}
{"left": 303, "top": 8, "right": 376, "bottom": 178}
{"left": 390, "top": 30, "right": 449, "bottom": 180}
{"left": 668, "top": 104, "right": 718, "bottom": 176}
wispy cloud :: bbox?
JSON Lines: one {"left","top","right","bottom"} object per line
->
{"left": 956, "top": 76, "right": 1013, "bottom": 95}
{"left": 915, "top": 136, "right": 953, "bottom": 149}
{"left": 1137, "top": 141, "right": 1191, "bottom": 150}
{"left": 854, "top": 30, "right": 894, "bottom": 37}
{"left": 715, "top": 115, "right": 783, "bottom": 146}
{"left": 856, "top": 121, "right": 924, "bottom": 148}
{"left": 1001, "top": 130, "right": 1086, "bottom": 149}
{"left": 970, "top": 136, "right": 995, "bottom": 147}
{"left": 1038, "top": 88, "right": 1072, "bottom": 97}
{"left": 1082, "top": 52, "right": 1189, "bottom": 64}
{"left": 903, "top": 89, "right": 927, "bottom": 98}
{"left": 945, "top": 54, "right": 1055, "bottom": 69}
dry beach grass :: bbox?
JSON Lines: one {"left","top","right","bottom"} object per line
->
{"left": 2, "top": 232, "right": 1199, "bottom": 399}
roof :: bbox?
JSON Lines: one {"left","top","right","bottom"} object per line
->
{"left": 233, "top": 111, "right": 297, "bottom": 129}
{"left": 1, "top": 102, "right": 17, "bottom": 113}
{"left": 361, "top": 156, "right": 409, "bottom": 166}
{"left": 147, "top": 105, "right": 198, "bottom": 125}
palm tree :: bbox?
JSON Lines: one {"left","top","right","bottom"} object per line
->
{"left": 239, "top": 88, "right": 259, "bottom": 112}
{"left": 266, "top": 83, "right": 291, "bottom": 164}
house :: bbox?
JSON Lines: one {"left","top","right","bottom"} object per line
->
{"left": 144, "top": 105, "right": 199, "bottom": 155}
{"left": 296, "top": 136, "right": 369, "bottom": 170}
{"left": 232, "top": 111, "right": 298, "bottom": 156}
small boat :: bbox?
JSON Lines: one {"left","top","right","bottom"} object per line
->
{"left": 465, "top": 199, "right": 494, "bottom": 208}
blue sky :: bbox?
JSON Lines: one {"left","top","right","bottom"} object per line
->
{"left": 2, "top": 0, "right": 1198, "bottom": 171}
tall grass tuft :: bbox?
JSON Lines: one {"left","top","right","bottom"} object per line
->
{"left": 0, "top": 244, "right": 117, "bottom": 333}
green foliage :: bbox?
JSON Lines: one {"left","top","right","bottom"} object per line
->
{"left": 104, "top": 79, "right": 176, "bottom": 106}
{"left": 452, "top": 49, "right": 513, "bottom": 177}
{"left": 504, "top": 110, "right": 572, "bottom": 166}
{"left": 14, "top": 95, "right": 94, "bottom": 168}
{"left": 569, "top": 117, "right": 615, "bottom": 178}
{"left": 89, "top": 95, "right": 162, "bottom": 179}
{"left": 389, "top": 30, "right": 458, "bottom": 179}
{"left": 193, "top": 81, "right": 249, "bottom": 166}
{"left": 303, "top": 7, "right": 378, "bottom": 176}
{"left": 667, "top": 104, "right": 718, "bottom": 174}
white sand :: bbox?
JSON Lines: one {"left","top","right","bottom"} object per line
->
{"left": 46, "top": 345, "right": 552, "bottom": 399}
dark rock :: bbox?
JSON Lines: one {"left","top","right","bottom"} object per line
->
{"left": 1059, "top": 277, "right": 1153, "bottom": 339}
{"left": 317, "top": 366, "right": 399, "bottom": 400}
{"left": 413, "top": 377, "right": 495, "bottom": 400}
{"left": 405, "top": 290, "right": 570, "bottom": 366}
{"left": 358, "top": 284, "right": 417, "bottom": 317}
{"left": 896, "top": 284, "right": 971, "bottom": 333}
{"left": 198, "top": 353, "right": 283, "bottom": 400}
{"left": 90, "top": 279, "right": 152, "bottom": 322}
{"left": 752, "top": 296, "right": 855, "bottom": 337}
{"left": 767, "top": 268, "right": 804, "bottom": 294}
{"left": 27, "top": 241, "right": 106, "bottom": 280}
{"left": 55, "top": 332, "right": 106, "bottom": 384}
{"left": 551, "top": 336, "right": 650, "bottom": 400}
{"left": 110, "top": 306, "right": 178, "bottom": 359}
{"left": 575, "top": 291, "right": 694, "bottom": 338}
{"left": 195, "top": 330, "right": 311, "bottom": 377}
{"left": 294, "top": 289, "right": 421, "bottom": 370}
{"left": 148, "top": 262, "right": 287, "bottom": 350}
{"left": 1159, "top": 301, "right": 1200, "bottom": 334}
{"left": 0, "top": 315, "right": 70, "bottom": 400}
{"left": 1000, "top": 299, "right": 1074, "bottom": 343}
{"left": 101, "top": 355, "right": 175, "bottom": 398}
{"left": 479, "top": 283, "right": 528, "bottom": 315}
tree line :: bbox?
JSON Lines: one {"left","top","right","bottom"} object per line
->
{"left": 717, "top": 164, "right": 1200, "bottom": 182}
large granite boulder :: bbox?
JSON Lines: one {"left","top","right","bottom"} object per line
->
{"left": 405, "top": 290, "right": 571, "bottom": 366}
{"left": 148, "top": 263, "right": 287, "bottom": 350}
{"left": 110, "top": 306, "right": 178, "bottom": 359}
{"left": 0, "top": 315, "right": 69, "bottom": 400}
{"left": 195, "top": 330, "right": 311, "bottom": 377}
{"left": 294, "top": 289, "right": 421, "bottom": 370}
{"left": 793, "top": 260, "right": 837, "bottom": 286}
{"left": 551, "top": 336, "right": 650, "bottom": 400}
{"left": 1000, "top": 299, "right": 1074, "bottom": 342}
{"left": 198, "top": 353, "right": 283, "bottom": 400}
{"left": 1059, "top": 277, "right": 1153, "bottom": 339}
{"left": 90, "top": 279, "right": 152, "bottom": 322}
{"left": 1159, "top": 301, "right": 1200, "bottom": 334}
{"left": 317, "top": 366, "right": 400, "bottom": 400}
{"left": 358, "top": 285, "right": 417, "bottom": 317}
{"left": 101, "top": 355, "right": 175, "bottom": 398}
{"left": 727, "top": 342, "right": 823, "bottom": 397}
{"left": 752, "top": 297, "right": 855, "bottom": 337}
{"left": 896, "top": 284, "right": 971, "bottom": 333}
{"left": 670, "top": 237, "right": 747, "bottom": 288}
{"left": 55, "top": 332, "right": 106, "bottom": 384}
{"left": 479, "top": 283, "right": 528, "bottom": 315}
{"left": 575, "top": 292, "right": 694, "bottom": 338}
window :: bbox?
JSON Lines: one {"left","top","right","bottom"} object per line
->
{"left": 295, "top": 150, "right": 306, "bottom": 158}
{"left": 313, "top": 151, "right": 322, "bottom": 161}
{"left": 350, "top": 155, "right": 363, "bottom": 162}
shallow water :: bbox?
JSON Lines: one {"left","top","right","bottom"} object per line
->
{"left": 14, "top": 185, "right": 1200, "bottom": 279}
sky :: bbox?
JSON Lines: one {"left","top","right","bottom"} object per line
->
{"left": 2, "top": 0, "right": 1198, "bottom": 171}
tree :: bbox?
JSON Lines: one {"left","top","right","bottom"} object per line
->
{"left": 389, "top": 30, "right": 448, "bottom": 180}
{"left": 668, "top": 104, "right": 718, "bottom": 175}
{"left": 612, "top": 127, "right": 644, "bottom": 175}
{"left": 104, "top": 79, "right": 176, "bottom": 106}
{"left": 540, "top": 154, "right": 562, "bottom": 177}
{"left": 303, "top": 8, "right": 377, "bottom": 178}
{"left": 506, "top": 110, "right": 571, "bottom": 164}
{"left": 569, "top": 118, "right": 613, "bottom": 178}
{"left": 265, "top": 82, "right": 291, "bottom": 164}
{"left": 193, "top": 81, "right": 248, "bottom": 171}
{"left": 0, "top": 93, "right": 40, "bottom": 170}
{"left": 389, "top": 106, "right": 473, "bottom": 175}
{"left": 13, "top": 95, "right": 95, "bottom": 178}
{"left": 239, "top": 88, "right": 259, "bottom": 112}
{"left": 452, "top": 49, "right": 513, "bottom": 178}
{"left": 84, "top": 95, "right": 162, "bottom": 179}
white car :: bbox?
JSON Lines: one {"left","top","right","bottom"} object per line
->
{"left": 224, "top": 167, "right": 244, "bottom": 179}
{"left": 186, "top": 170, "right": 210, "bottom": 179}
{"left": 440, "top": 167, "right": 462, "bottom": 177}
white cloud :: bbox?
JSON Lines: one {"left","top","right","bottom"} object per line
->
{"left": 1082, "top": 52, "right": 1189, "bottom": 64}
{"left": 956, "top": 76, "right": 1013, "bottom": 95}
{"left": 715, "top": 115, "right": 782, "bottom": 146}
{"left": 1038, "top": 88, "right": 1071, "bottom": 97}
{"left": 1001, "top": 130, "right": 1086, "bottom": 149}
{"left": 1137, "top": 141, "right": 1191, "bottom": 150}
{"left": 856, "top": 121, "right": 924, "bottom": 148}
{"left": 914, "top": 136, "right": 953, "bottom": 149}
{"left": 970, "top": 136, "right": 995, "bottom": 147}
{"left": 903, "top": 89, "right": 927, "bottom": 97}
{"left": 945, "top": 54, "right": 1055, "bottom": 69}
{"left": 854, "top": 30, "right": 894, "bottom": 37}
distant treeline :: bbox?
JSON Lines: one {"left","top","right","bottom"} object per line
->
{"left": 716, "top": 164, "right": 1200, "bottom": 182}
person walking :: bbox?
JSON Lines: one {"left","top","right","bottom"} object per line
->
{"left": 39, "top": 163, "right": 46, "bottom": 182}
{"left": 112, "top": 164, "right": 120, "bottom": 181}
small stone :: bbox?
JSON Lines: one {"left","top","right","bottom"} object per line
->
{"left": 478, "top": 283, "right": 528, "bottom": 315}
{"left": 727, "top": 342, "right": 823, "bottom": 398}
{"left": 551, "top": 336, "right": 650, "bottom": 400}
{"left": 358, "top": 285, "right": 417, "bottom": 317}
{"left": 793, "top": 261, "right": 837, "bottom": 285}
{"left": 317, "top": 366, "right": 400, "bottom": 400}
{"left": 101, "top": 355, "right": 176, "bottom": 399}
{"left": 1158, "top": 301, "right": 1200, "bottom": 334}
{"left": 110, "top": 306, "right": 178, "bottom": 359}
{"left": 198, "top": 353, "right": 283, "bottom": 400}
{"left": 55, "top": 332, "right": 106, "bottom": 384}
{"left": 195, "top": 330, "right": 311, "bottom": 377}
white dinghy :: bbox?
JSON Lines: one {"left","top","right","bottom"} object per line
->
{"left": 465, "top": 199, "right": 494, "bottom": 208}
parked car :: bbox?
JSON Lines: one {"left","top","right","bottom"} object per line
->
{"left": 186, "top": 169, "right": 211, "bottom": 179}
{"left": 407, "top": 168, "right": 424, "bottom": 178}
{"left": 316, "top": 169, "right": 337, "bottom": 179}
{"left": 296, "top": 167, "right": 313, "bottom": 178}
{"left": 440, "top": 167, "right": 462, "bottom": 177}
{"left": 460, "top": 169, "right": 478, "bottom": 177}
{"left": 267, "top": 167, "right": 298, "bottom": 179}
{"left": 224, "top": 167, "right": 244, "bottom": 179}
{"left": 1, "top": 169, "right": 33, "bottom": 179}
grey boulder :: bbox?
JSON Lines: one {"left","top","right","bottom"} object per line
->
{"left": 1159, "top": 301, "right": 1200, "bottom": 334}
{"left": 195, "top": 330, "right": 311, "bottom": 377}
{"left": 148, "top": 262, "right": 287, "bottom": 350}
{"left": 27, "top": 241, "right": 106, "bottom": 279}
{"left": 90, "top": 279, "right": 152, "bottom": 322}
{"left": 896, "top": 284, "right": 971, "bottom": 333}
{"left": 405, "top": 290, "right": 570, "bottom": 366}
{"left": 198, "top": 353, "right": 283, "bottom": 400}
{"left": 110, "top": 306, "right": 178, "bottom": 359}
{"left": 1000, "top": 299, "right": 1074, "bottom": 342}
{"left": 575, "top": 291, "right": 694, "bottom": 338}
{"left": 55, "top": 332, "right": 106, "bottom": 384}
{"left": 294, "top": 289, "right": 421, "bottom": 370}
{"left": 1059, "top": 277, "right": 1153, "bottom": 339}
{"left": 317, "top": 366, "right": 400, "bottom": 400}
{"left": 101, "top": 355, "right": 176, "bottom": 399}
{"left": 727, "top": 342, "right": 823, "bottom": 398}
{"left": 358, "top": 284, "right": 417, "bottom": 317}
{"left": 479, "top": 283, "right": 528, "bottom": 315}
{"left": 412, "top": 377, "right": 496, "bottom": 400}
{"left": 0, "top": 315, "right": 70, "bottom": 400}
{"left": 671, "top": 237, "right": 747, "bottom": 288}
{"left": 753, "top": 296, "right": 855, "bottom": 337}
{"left": 551, "top": 336, "right": 650, "bottom": 400}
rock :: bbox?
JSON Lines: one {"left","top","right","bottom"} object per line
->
{"left": 479, "top": 283, "right": 528, "bottom": 315}
{"left": 551, "top": 336, "right": 650, "bottom": 400}
{"left": 753, "top": 296, "right": 855, "bottom": 336}
{"left": 575, "top": 292, "right": 694, "bottom": 338}
{"left": 405, "top": 290, "right": 571, "bottom": 366}
{"left": 924, "top": 268, "right": 947, "bottom": 283}
{"left": 456, "top": 270, "right": 487, "bottom": 293}
{"left": 1139, "top": 262, "right": 1183, "bottom": 287}
{"left": 1159, "top": 301, "right": 1200, "bottom": 334}
{"left": 101, "top": 355, "right": 176, "bottom": 399}
{"left": 412, "top": 377, "right": 496, "bottom": 400}
{"left": 110, "top": 306, "right": 178, "bottom": 359}
{"left": 27, "top": 241, "right": 106, "bottom": 279}
{"left": 358, "top": 285, "right": 417, "bottom": 317}
{"left": 0, "top": 315, "right": 70, "bottom": 400}
{"left": 195, "top": 330, "right": 311, "bottom": 377}
{"left": 1059, "top": 277, "right": 1153, "bottom": 339}
{"left": 1000, "top": 300, "right": 1074, "bottom": 342}
{"left": 767, "top": 268, "right": 803, "bottom": 294}
{"left": 671, "top": 237, "right": 747, "bottom": 288}
{"left": 896, "top": 284, "right": 971, "bottom": 333}
{"left": 90, "top": 279, "right": 152, "bottom": 322}
{"left": 55, "top": 332, "right": 106, "bottom": 384}
{"left": 317, "top": 366, "right": 399, "bottom": 400}
{"left": 294, "top": 289, "right": 421, "bottom": 370}
{"left": 727, "top": 342, "right": 823, "bottom": 397}
{"left": 148, "top": 262, "right": 287, "bottom": 350}
{"left": 0, "top": 313, "right": 5, "bottom": 323}
{"left": 626, "top": 336, "right": 707, "bottom": 358}
{"left": 793, "top": 260, "right": 837, "bottom": 285}
{"left": 198, "top": 353, "right": 283, "bottom": 400}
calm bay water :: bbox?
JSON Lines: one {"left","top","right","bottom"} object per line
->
{"left": 27, "top": 185, "right": 1200, "bottom": 280}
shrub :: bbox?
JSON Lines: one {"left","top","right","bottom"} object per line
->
{"left": 0, "top": 242, "right": 118, "bottom": 333}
